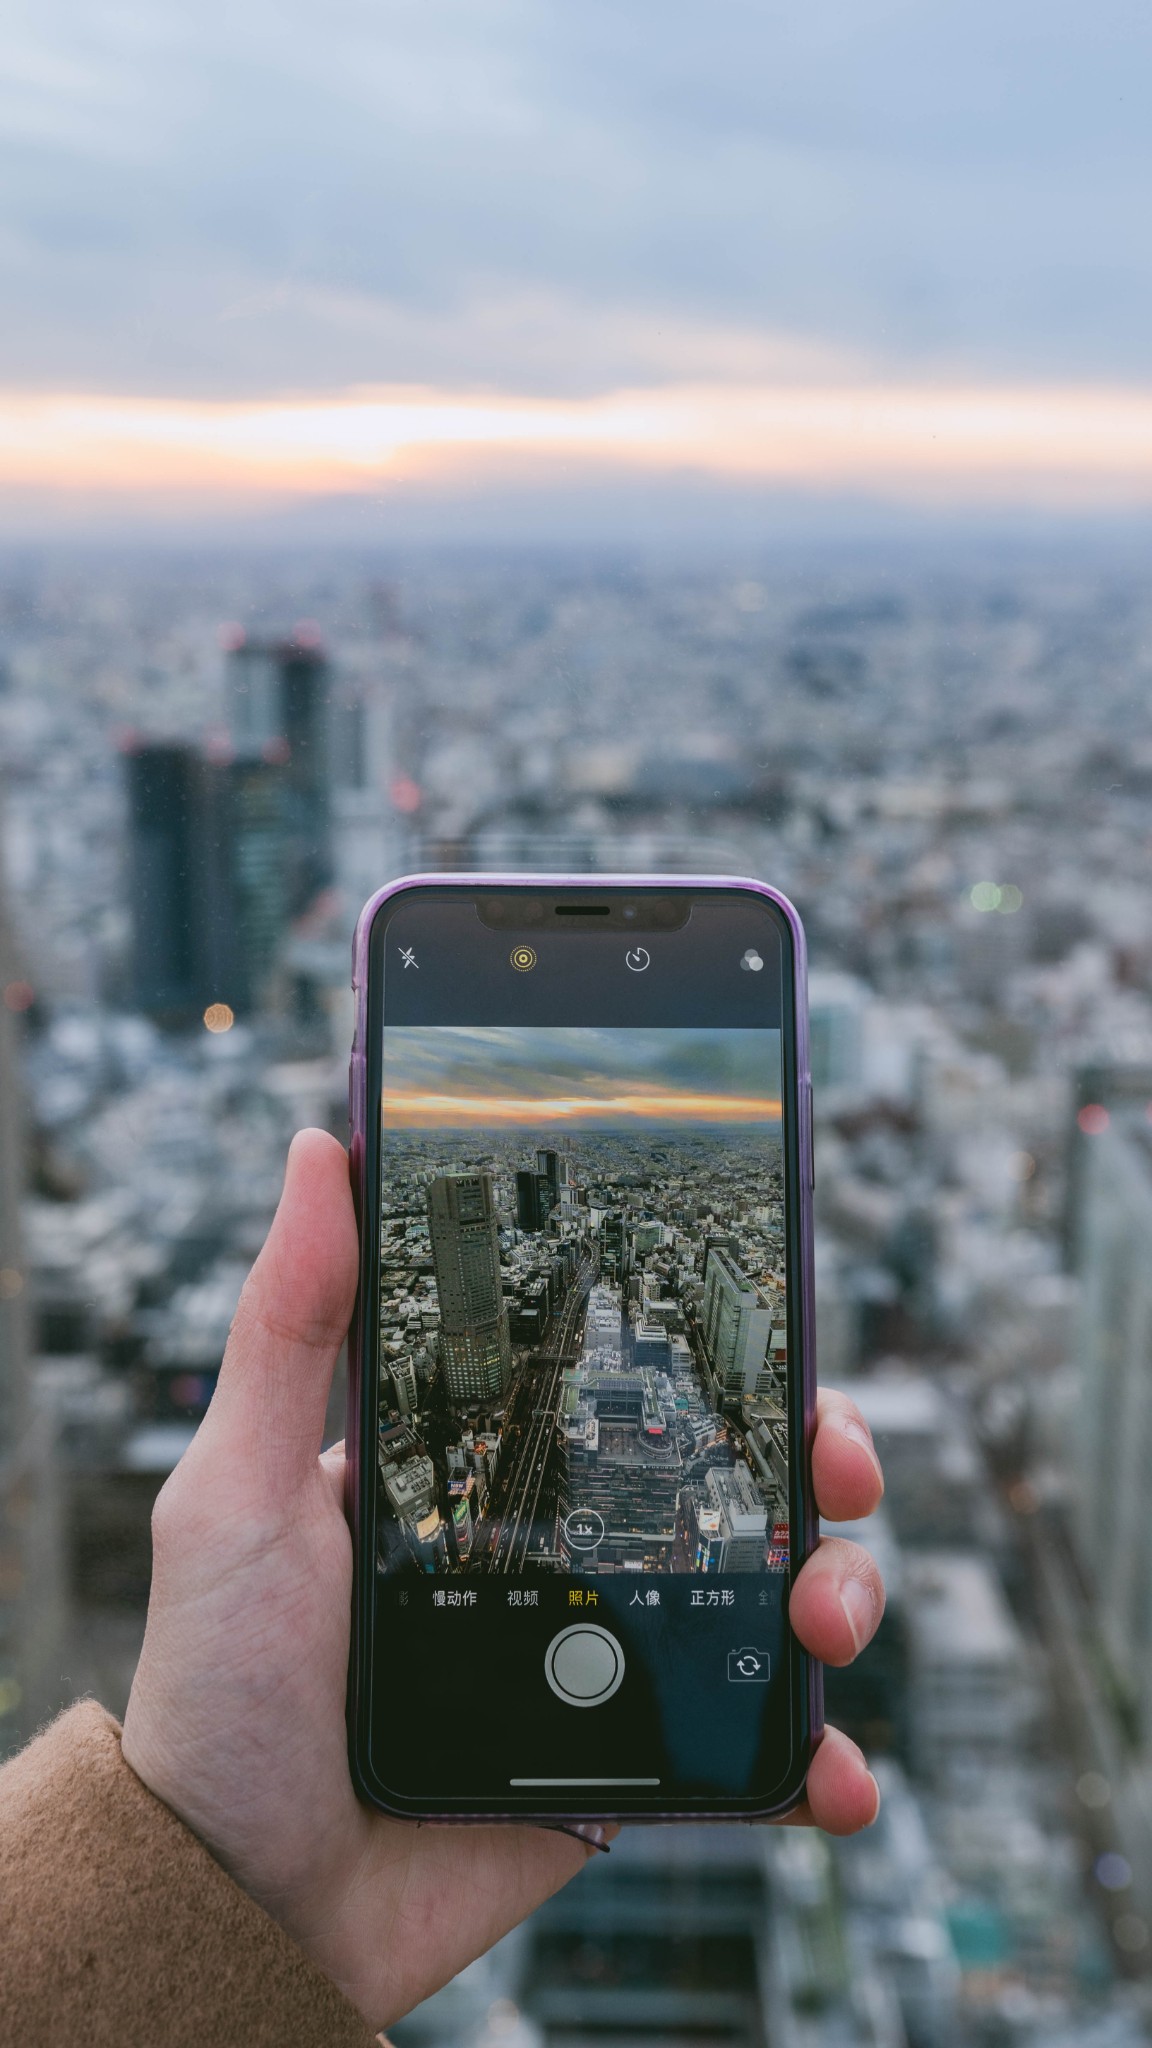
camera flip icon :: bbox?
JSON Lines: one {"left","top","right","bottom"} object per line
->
{"left": 728, "top": 1646, "right": 771, "bottom": 1683}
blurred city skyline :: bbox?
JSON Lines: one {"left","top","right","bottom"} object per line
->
{"left": 6, "top": 546, "right": 1152, "bottom": 2041}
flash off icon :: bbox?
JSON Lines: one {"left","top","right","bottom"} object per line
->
{"left": 510, "top": 945, "right": 537, "bottom": 971}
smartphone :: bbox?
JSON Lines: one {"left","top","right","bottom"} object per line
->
{"left": 346, "top": 875, "right": 820, "bottom": 1821}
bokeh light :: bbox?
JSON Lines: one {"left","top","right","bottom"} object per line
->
{"left": 390, "top": 775, "right": 423, "bottom": 814}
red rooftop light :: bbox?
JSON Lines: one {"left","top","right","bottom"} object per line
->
{"left": 390, "top": 775, "right": 423, "bottom": 814}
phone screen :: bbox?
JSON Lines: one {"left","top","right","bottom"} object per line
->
{"left": 356, "top": 885, "right": 813, "bottom": 1814}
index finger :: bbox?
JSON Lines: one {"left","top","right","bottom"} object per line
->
{"left": 811, "top": 1388, "right": 885, "bottom": 1523}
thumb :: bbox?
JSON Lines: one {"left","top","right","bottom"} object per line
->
{"left": 207, "top": 1127, "right": 358, "bottom": 1492}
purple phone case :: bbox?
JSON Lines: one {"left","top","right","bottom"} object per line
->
{"left": 346, "top": 872, "right": 824, "bottom": 1822}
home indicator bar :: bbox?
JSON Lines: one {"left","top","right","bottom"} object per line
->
{"left": 509, "top": 1777, "right": 662, "bottom": 1787}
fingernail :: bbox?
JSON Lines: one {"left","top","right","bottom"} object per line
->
{"left": 840, "top": 1575, "right": 876, "bottom": 1653}
{"left": 554, "top": 1822, "right": 617, "bottom": 1853}
{"left": 864, "top": 1771, "right": 882, "bottom": 1826}
{"left": 841, "top": 1417, "right": 884, "bottom": 1486}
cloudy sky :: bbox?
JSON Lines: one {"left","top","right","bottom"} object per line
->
{"left": 382, "top": 1026, "right": 782, "bottom": 1126}
{"left": 3, "top": 0, "right": 1151, "bottom": 530}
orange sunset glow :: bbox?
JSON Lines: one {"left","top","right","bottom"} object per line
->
{"left": 6, "top": 380, "right": 1152, "bottom": 506}
{"left": 382, "top": 1086, "right": 783, "bottom": 1128}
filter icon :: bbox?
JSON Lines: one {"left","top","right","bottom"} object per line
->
{"left": 740, "top": 948, "right": 764, "bottom": 973}
{"left": 510, "top": 945, "right": 538, "bottom": 972}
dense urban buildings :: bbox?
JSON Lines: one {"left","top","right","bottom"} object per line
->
{"left": 378, "top": 1120, "right": 788, "bottom": 1581}
{"left": 3, "top": 547, "right": 1152, "bottom": 2042}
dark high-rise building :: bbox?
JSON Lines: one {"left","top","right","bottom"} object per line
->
{"left": 515, "top": 1169, "right": 548, "bottom": 1233}
{"left": 125, "top": 742, "right": 290, "bottom": 1022}
{"left": 226, "top": 632, "right": 332, "bottom": 911}
{"left": 599, "top": 1210, "right": 628, "bottom": 1283}
{"left": 516, "top": 1148, "right": 575, "bottom": 1234}
{"left": 426, "top": 1173, "right": 512, "bottom": 1400}
{"left": 537, "top": 1148, "right": 571, "bottom": 1213}
{"left": 125, "top": 744, "right": 216, "bottom": 1021}
{"left": 218, "top": 757, "right": 292, "bottom": 1010}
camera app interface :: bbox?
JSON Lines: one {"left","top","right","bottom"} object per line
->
{"left": 369, "top": 898, "right": 797, "bottom": 1805}
{"left": 377, "top": 1027, "right": 788, "bottom": 1592}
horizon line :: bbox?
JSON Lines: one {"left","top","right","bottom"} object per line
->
{"left": 7, "top": 378, "right": 1152, "bottom": 509}
{"left": 382, "top": 1087, "right": 783, "bottom": 1128}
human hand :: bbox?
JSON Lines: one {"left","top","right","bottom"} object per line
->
{"left": 122, "top": 1129, "right": 886, "bottom": 2034}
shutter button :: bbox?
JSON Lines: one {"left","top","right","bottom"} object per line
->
{"left": 544, "top": 1624, "right": 625, "bottom": 1707}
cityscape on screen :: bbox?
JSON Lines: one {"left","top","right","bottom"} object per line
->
{"left": 376, "top": 1028, "right": 789, "bottom": 1580}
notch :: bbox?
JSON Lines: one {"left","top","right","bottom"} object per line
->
{"left": 476, "top": 892, "right": 690, "bottom": 932}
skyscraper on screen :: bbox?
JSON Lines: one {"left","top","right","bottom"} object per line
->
{"left": 701, "top": 1246, "right": 775, "bottom": 1403}
{"left": 427, "top": 1173, "right": 513, "bottom": 1400}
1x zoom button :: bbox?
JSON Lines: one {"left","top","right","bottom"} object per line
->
{"left": 544, "top": 1624, "right": 625, "bottom": 1707}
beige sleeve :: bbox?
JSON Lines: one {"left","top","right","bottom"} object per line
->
{"left": 0, "top": 1699, "right": 382, "bottom": 2048}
